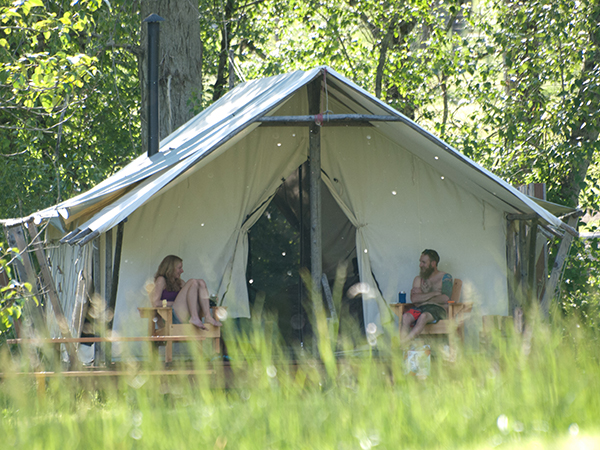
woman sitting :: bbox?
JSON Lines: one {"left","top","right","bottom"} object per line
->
{"left": 151, "top": 255, "right": 222, "bottom": 329}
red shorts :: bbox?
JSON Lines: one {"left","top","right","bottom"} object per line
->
{"left": 407, "top": 308, "right": 422, "bottom": 321}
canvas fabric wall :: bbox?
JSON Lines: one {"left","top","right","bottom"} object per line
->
{"left": 46, "top": 241, "right": 93, "bottom": 340}
{"left": 110, "top": 89, "right": 508, "bottom": 343}
{"left": 112, "top": 126, "right": 309, "bottom": 339}
{"left": 321, "top": 125, "right": 509, "bottom": 332}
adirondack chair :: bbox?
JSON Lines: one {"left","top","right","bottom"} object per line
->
{"left": 138, "top": 306, "right": 223, "bottom": 363}
{"left": 391, "top": 279, "right": 472, "bottom": 341}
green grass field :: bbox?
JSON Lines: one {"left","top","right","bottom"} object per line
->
{"left": 1, "top": 309, "right": 599, "bottom": 450}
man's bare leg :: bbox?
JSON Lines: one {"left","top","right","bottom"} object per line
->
{"left": 400, "top": 313, "right": 416, "bottom": 341}
{"left": 402, "top": 312, "right": 434, "bottom": 343}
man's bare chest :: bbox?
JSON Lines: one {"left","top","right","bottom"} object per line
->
{"left": 421, "top": 276, "right": 441, "bottom": 293}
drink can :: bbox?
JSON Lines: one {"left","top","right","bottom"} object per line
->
{"left": 398, "top": 291, "right": 406, "bottom": 303}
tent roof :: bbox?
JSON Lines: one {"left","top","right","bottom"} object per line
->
{"left": 1, "top": 66, "right": 575, "bottom": 242}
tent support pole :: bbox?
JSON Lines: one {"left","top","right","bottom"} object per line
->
{"left": 103, "top": 229, "right": 112, "bottom": 366}
{"left": 92, "top": 237, "right": 106, "bottom": 366}
{"left": 109, "top": 221, "right": 125, "bottom": 320}
{"left": 308, "top": 79, "right": 322, "bottom": 301}
{"left": 506, "top": 218, "right": 518, "bottom": 315}
{"left": 527, "top": 218, "right": 538, "bottom": 304}
{"left": 105, "top": 230, "right": 113, "bottom": 304}
{"left": 308, "top": 77, "right": 323, "bottom": 354}
{"left": 518, "top": 219, "right": 528, "bottom": 307}
{"left": 298, "top": 163, "right": 306, "bottom": 346}
{"left": 105, "top": 220, "right": 125, "bottom": 365}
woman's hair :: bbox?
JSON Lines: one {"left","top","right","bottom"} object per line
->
{"left": 155, "top": 255, "right": 183, "bottom": 291}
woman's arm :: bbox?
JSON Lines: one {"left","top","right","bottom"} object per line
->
{"left": 151, "top": 276, "right": 167, "bottom": 307}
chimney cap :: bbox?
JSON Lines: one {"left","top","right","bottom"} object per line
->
{"left": 143, "top": 13, "right": 165, "bottom": 23}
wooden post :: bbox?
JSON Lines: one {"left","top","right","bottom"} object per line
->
{"left": 4, "top": 225, "right": 48, "bottom": 336}
{"left": 106, "top": 220, "right": 125, "bottom": 365}
{"left": 540, "top": 215, "right": 579, "bottom": 315}
{"left": 527, "top": 218, "right": 538, "bottom": 304}
{"left": 72, "top": 264, "right": 87, "bottom": 339}
{"left": 92, "top": 237, "right": 101, "bottom": 297}
{"left": 308, "top": 78, "right": 322, "bottom": 300}
{"left": 307, "top": 77, "right": 323, "bottom": 354}
{"left": 103, "top": 229, "right": 113, "bottom": 365}
{"left": 519, "top": 183, "right": 549, "bottom": 304}
{"left": 92, "top": 237, "right": 105, "bottom": 366}
{"left": 105, "top": 229, "right": 113, "bottom": 305}
{"left": 506, "top": 219, "right": 518, "bottom": 314}
{"left": 518, "top": 219, "right": 528, "bottom": 307}
{"left": 108, "top": 221, "right": 125, "bottom": 324}
{"left": 25, "top": 220, "right": 78, "bottom": 367}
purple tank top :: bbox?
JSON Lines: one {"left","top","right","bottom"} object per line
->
{"left": 161, "top": 290, "right": 179, "bottom": 302}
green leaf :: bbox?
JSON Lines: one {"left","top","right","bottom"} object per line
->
{"left": 40, "top": 94, "right": 54, "bottom": 113}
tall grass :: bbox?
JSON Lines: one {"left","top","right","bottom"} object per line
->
{"left": 1, "top": 305, "right": 599, "bottom": 449}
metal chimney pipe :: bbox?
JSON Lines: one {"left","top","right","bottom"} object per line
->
{"left": 143, "top": 13, "right": 164, "bottom": 158}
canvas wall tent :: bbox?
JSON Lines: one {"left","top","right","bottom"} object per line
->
{"left": 2, "top": 67, "right": 577, "bottom": 354}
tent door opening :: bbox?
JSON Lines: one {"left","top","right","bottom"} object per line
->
{"left": 246, "top": 163, "right": 364, "bottom": 350}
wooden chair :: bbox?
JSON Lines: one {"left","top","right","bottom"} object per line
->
{"left": 391, "top": 279, "right": 473, "bottom": 341}
{"left": 138, "top": 306, "right": 223, "bottom": 363}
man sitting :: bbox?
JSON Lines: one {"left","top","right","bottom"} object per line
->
{"left": 400, "top": 249, "right": 453, "bottom": 343}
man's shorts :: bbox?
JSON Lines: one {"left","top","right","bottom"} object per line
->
{"left": 406, "top": 304, "right": 447, "bottom": 325}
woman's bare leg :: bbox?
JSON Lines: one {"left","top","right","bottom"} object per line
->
{"left": 173, "top": 279, "right": 222, "bottom": 328}
{"left": 196, "top": 279, "right": 222, "bottom": 326}
{"left": 173, "top": 280, "right": 206, "bottom": 329}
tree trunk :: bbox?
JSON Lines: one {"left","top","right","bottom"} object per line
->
{"left": 374, "top": 15, "right": 398, "bottom": 99}
{"left": 212, "top": 0, "right": 236, "bottom": 102}
{"left": 139, "top": 0, "right": 203, "bottom": 148}
{"left": 557, "top": 1, "right": 600, "bottom": 207}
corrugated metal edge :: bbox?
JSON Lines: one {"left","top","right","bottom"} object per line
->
{"left": 3, "top": 66, "right": 572, "bottom": 236}
{"left": 63, "top": 69, "right": 324, "bottom": 244}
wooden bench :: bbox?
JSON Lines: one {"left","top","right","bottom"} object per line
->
{"left": 138, "top": 307, "right": 223, "bottom": 363}
{"left": 391, "top": 279, "right": 473, "bottom": 341}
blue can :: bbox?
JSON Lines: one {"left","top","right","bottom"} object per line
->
{"left": 398, "top": 291, "right": 407, "bottom": 303}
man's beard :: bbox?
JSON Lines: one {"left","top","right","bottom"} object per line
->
{"left": 420, "top": 266, "right": 434, "bottom": 279}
